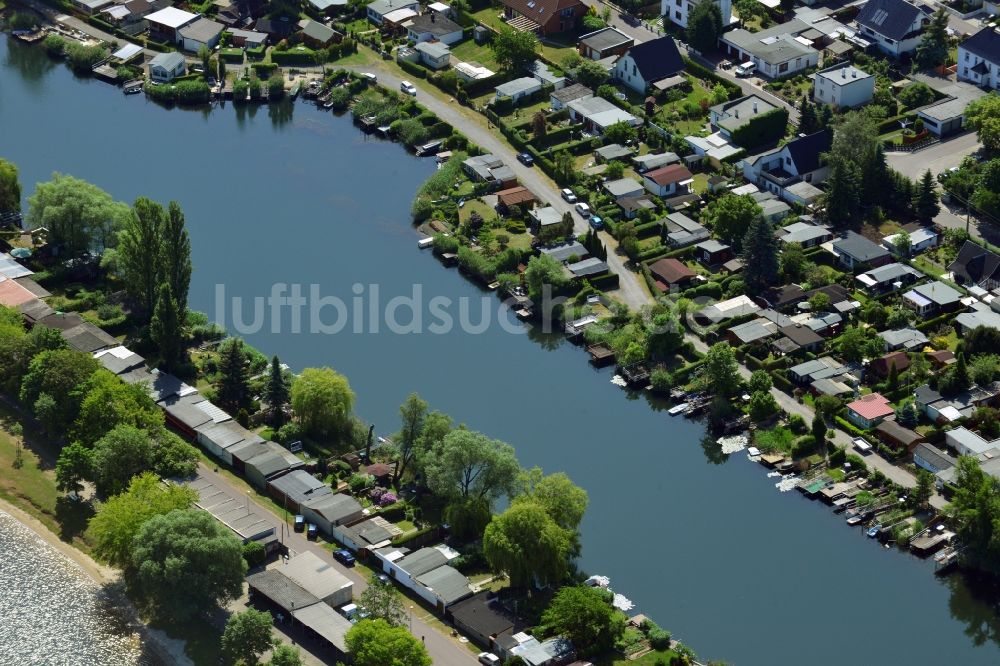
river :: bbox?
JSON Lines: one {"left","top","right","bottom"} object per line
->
{"left": 3, "top": 34, "right": 1000, "bottom": 665}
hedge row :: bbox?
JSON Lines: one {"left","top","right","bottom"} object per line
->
{"left": 683, "top": 57, "right": 742, "bottom": 101}
{"left": 397, "top": 57, "right": 427, "bottom": 79}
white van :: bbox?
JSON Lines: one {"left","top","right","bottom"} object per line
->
{"left": 361, "top": 72, "right": 377, "bottom": 83}
{"left": 734, "top": 61, "right": 756, "bottom": 77}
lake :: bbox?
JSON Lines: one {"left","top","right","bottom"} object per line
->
{"left": 3, "top": 34, "right": 1000, "bottom": 665}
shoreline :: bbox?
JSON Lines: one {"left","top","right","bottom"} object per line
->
{"left": 0, "top": 497, "right": 192, "bottom": 666}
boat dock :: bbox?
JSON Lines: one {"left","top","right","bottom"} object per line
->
{"left": 14, "top": 29, "right": 47, "bottom": 43}
{"left": 586, "top": 343, "right": 615, "bottom": 366}
{"left": 565, "top": 314, "right": 598, "bottom": 340}
{"left": 910, "top": 525, "right": 955, "bottom": 556}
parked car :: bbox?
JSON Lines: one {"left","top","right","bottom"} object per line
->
{"left": 400, "top": 80, "right": 417, "bottom": 95}
{"left": 362, "top": 72, "right": 377, "bottom": 82}
{"left": 575, "top": 202, "right": 591, "bottom": 217}
{"left": 478, "top": 653, "right": 501, "bottom": 666}
{"left": 561, "top": 188, "right": 577, "bottom": 203}
{"left": 333, "top": 549, "right": 356, "bottom": 566}
{"left": 293, "top": 515, "right": 305, "bottom": 532}
{"left": 306, "top": 523, "right": 317, "bottom": 539}
{"left": 517, "top": 152, "right": 534, "bottom": 166}
{"left": 734, "top": 61, "right": 756, "bottom": 77}
{"left": 589, "top": 215, "right": 604, "bottom": 230}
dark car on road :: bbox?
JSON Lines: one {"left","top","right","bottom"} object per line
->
{"left": 293, "top": 515, "right": 305, "bottom": 532}
{"left": 517, "top": 152, "right": 534, "bottom": 166}
{"left": 307, "top": 523, "right": 317, "bottom": 540}
{"left": 334, "top": 549, "right": 356, "bottom": 566}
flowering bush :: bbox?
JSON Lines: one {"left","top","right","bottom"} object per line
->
{"left": 377, "top": 492, "right": 398, "bottom": 507}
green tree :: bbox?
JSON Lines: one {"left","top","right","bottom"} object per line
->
{"left": 704, "top": 194, "right": 761, "bottom": 249}
{"left": 837, "top": 326, "right": 871, "bottom": 363}
{"left": 703, "top": 342, "right": 742, "bottom": 398}
{"left": 972, "top": 159, "right": 1000, "bottom": 218}
{"left": 798, "top": 98, "right": 819, "bottom": 135}
{"left": 574, "top": 58, "right": 610, "bottom": 88}
{"left": 393, "top": 392, "right": 428, "bottom": 485}
{"left": 264, "top": 356, "right": 291, "bottom": 426}
{"left": 915, "top": 8, "right": 950, "bottom": 70}
{"left": 424, "top": 429, "right": 520, "bottom": 503}
{"left": 515, "top": 467, "right": 589, "bottom": 532}
{"left": 741, "top": 217, "right": 779, "bottom": 293}
{"left": 603, "top": 121, "right": 637, "bottom": 145}
{"left": 26, "top": 172, "right": 130, "bottom": 255}
{"left": 74, "top": 368, "right": 164, "bottom": 444}
{"left": 483, "top": 501, "right": 572, "bottom": 587}
{"left": 970, "top": 354, "right": 999, "bottom": 386}
{"left": 554, "top": 150, "right": 576, "bottom": 184}
{"left": 131, "top": 509, "right": 247, "bottom": 621}
{"left": 748, "top": 391, "right": 779, "bottom": 422}
{"left": 216, "top": 337, "right": 252, "bottom": 415}
{"left": 965, "top": 93, "right": 1000, "bottom": 154}
{"left": 88, "top": 473, "right": 196, "bottom": 568}
{"left": 912, "top": 469, "right": 935, "bottom": 509}
{"left": 20, "top": 349, "right": 100, "bottom": 433}
{"left": 525, "top": 253, "right": 570, "bottom": 304}
{"left": 748, "top": 370, "right": 772, "bottom": 394}
{"left": 914, "top": 170, "right": 940, "bottom": 223}
{"left": 161, "top": 201, "right": 192, "bottom": 312}
{"left": 290, "top": 366, "right": 355, "bottom": 439}
{"left": 90, "top": 425, "right": 154, "bottom": 496}
{"left": 687, "top": 0, "right": 723, "bottom": 53}
{"left": 811, "top": 412, "right": 827, "bottom": 443}
{"left": 948, "top": 456, "right": 1000, "bottom": 575}
{"left": 443, "top": 496, "right": 492, "bottom": 542}
{"left": 268, "top": 645, "right": 304, "bottom": 666}
{"left": 119, "top": 197, "right": 165, "bottom": 316}
{"left": 824, "top": 159, "right": 861, "bottom": 229}
{"left": 221, "top": 609, "right": 275, "bottom": 666}
{"left": 55, "top": 441, "right": 93, "bottom": 495}
{"left": 491, "top": 27, "right": 539, "bottom": 72}
{"left": 345, "top": 619, "right": 431, "bottom": 666}
{"left": 0, "top": 158, "right": 21, "bottom": 214}
{"left": 150, "top": 284, "right": 183, "bottom": 369}
{"left": 532, "top": 110, "right": 547, "bottom": 140}
{"left": 541, "top": 585, "right": 626, "bottom": 656}
{"left": 780, "top": 242, "right": 809, "bottom": 282}
{"left": 358, "top": 576, "right": 407, "bottom": 627}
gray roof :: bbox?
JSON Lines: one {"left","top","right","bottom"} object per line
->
{"left": 568, "top": 95, "right": 619, "bottom": 118}
{"left": 728, "top": 318, "right": 777, "bottom": 344}
{"left": 859, "top": 262, "right": 921, "bottom": 285}
{"left": 146, "top": 369, "right": 196, "bottom": 403}
{"left": 879, "top": 327, "right": 928, "bottom": 349}
{"left": 367, "top": 0, "right": 416, "bottom": 15}
{"left": 696, "top": 239, "right": 729, "bottom": 254}
{"left": 910, "top": 280, "right": 962, "bottom": 306}
{"left": 291, "top": 602, "right": 351, "bottom": 653}
{"left": 603, "top": 177, "right": 643, "bottom": 197}
{"left": 833, "top": 231, "right": 890, "bottom": 263}
{"left": 722, "top": 19, "right": 814, "bottom": 62}
{"left": 579, "top": 26, "right": 632, "bottom": 52}
{"left": 93, "top": 347, "right": 145, "bottom": 375}
{"left": 760, "top": 199, "right": 791, "bottom": 217}
{"left": 914, "top": 442, "right": 955, "bottom": 471}
{"left": 711, "top": 95, "right": 778, "bottom": 132}
{"left": 539, "top": 241, "right": 588, "bottom": 263}
{"left": 267, "top": 469, "right": 330, "bottom": 505}
{"left": 551, "top": 82, "right": 593, "bottom": 104}
{"left": 815, "top": 63, "right": 872, "bottom": 84}
{"left": 567, "top": 257, "right": 609, "bottom": 277}
{"left": 632, "top": 152, "right": 680, "bottom": 170}
{"left": 300, "top": 19, "right": 336, "bottom": 43}
{"left": 178, "top": 17, "right": 224, "bottom": 43}
{"left": 915, "top": 383, "right": 943, "bottom": 406}
{"left": 779, "top": 221, "right": 830, "bottom": 244}
{"left": 530, "top": 206, "right": 563, "bottom": 227}
{"left": 161, "top": 394, "right": 213, "bottom": 431}
{"left": 595, "top": 143, "right": 633, "bottom": 161}
{"left": 246, "top": 569, "right": 320, "bottom": 613}
{"left": 406, "top": 12, "right": 461, "bottom": 37}
{"left": 495, "top": 77, "right": 541, "bottom": 97}
{"left": 414, "top": 565, "right": 473, "bottom": 605}
{"left": 415, "top": 40, "right": 450, "bottom": 58}
{"left": 396, "top": 547, "right": 450, "bottom": 577}
{"left": 302, "top": 492, "right": 362, "bottom": 524}
{"left": 856, "top": 0, "right": 923, "bottom": 41}
{"left": 283, "top": 551, "right": 352, "bottom": 601}
{"left": 345, "top": 518, "right": 394, "bottom": 547}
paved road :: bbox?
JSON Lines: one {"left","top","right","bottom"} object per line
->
{"left": 195, "top": 464, "right": 478, "bottom": 666}
{"left": 340, "top": 61, "right": 653, "bottom": 309}
{"left": 886, "top": 131, "right": 980, "bottom": 181}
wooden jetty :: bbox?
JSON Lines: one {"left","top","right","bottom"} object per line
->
{"left": 587, "top": 343, "right": 615, "bottom": 366}
{"left": 122, "top": 79, "right": 144, "bottom": 94}
{"left": 92, "top": 62, "right": 119, "bottom": 82}
{"left": 565, "top": 314, "right": 598, "bottom": 340}
{"left": 14, "top": 30, "right": 47, "bottom": 44}
{"left": 438, "top": 252, "right": 458, "bottom": 267}
{"left": 619, "top": 362, "right": 650, "bottom": 388}
{"left": 910, "top": 525, "right": 955, "bottom": 556}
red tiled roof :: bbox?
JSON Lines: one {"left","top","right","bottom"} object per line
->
{"left": 847, "top": 393, "right": 894, "bottom": 420}
{"left": 502, "top": 0, "right": 583, "bottom": 26}
{"left": 0, "top": 276, "right": 35, "bottom": 307}
{"left": 649, "top": 257, "right": 695, "bottom": 285}
{"left": 645, "top": 163, "right": 693, "bottom": 186}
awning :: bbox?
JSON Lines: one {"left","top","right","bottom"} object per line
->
{"left": 111, "top": 43, "right": 143, "bottom": 62}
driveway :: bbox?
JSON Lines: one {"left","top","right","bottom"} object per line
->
{"left": 342, "top": 62, "right": 653, "bottom": 309}
{"left": 885, "top": 131, "right": 980, "bottom": 181}
{"left": 193, "top": 464, "right": 478, "bottom": 666}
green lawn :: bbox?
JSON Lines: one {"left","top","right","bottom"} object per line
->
{"left": 912, "top": 254, "right": 945, "bottom": 279}
{"left": 451, "top": 38, "right": 500, "bottom": 70}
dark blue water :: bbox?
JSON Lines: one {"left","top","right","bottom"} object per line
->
{"left": 4, "top": 34, "right": 1000, "bottom": 665}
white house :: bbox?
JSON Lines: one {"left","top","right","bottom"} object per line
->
{"left": 642, "top": 163, "right": 694, "bottom": 197}
{"left": 812, "top": 63, "right": 874, "bottom": 108}
{"left": 854, "top": 0, "right": 927, "bottom": 57}
{"left": 405, "top": 12, "right": 463, "bottom": 45}
{"left": 178, "top": 17, "right": 224, "bottom": 52}
{"left": 495, "top": 77, "right": 542, "bottom": 103}
{"left": 958, "top": 28, "right": 1000, "bottom": 91}
{"left": 148, "top": 51, "right": 186, "bottom": 82}
{"left": 367, "top": 0, "right": 419, "bottom": 24}
{"left": 567, "top": 95, "right": 639, "bottom": 134}
{"left": 415, "top": 41, "right": 451, "bottom": 69}
{"left": 376, "top": 544, "right": 469, "bottom": 606}
{"left": 661, "top": 0, "right": 731, "bottom": 29}
{"left": 720, "top": 19, "right": 819, "bottom": 79}
{"left": 740, "top": 129, "right": 833, "bottom": 202}
{"left": 883, "top": 227, "right": 938, "bottom": 256}
{"left": 612, "top": 36, "right": 683, "bottom": 94}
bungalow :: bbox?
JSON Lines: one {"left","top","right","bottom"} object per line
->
{"left": 661, "top": 212, "right": 709, "bottom": 247}
{"left": 726, "top": 316, "right": 781, "bottom": 346}
{"left": 462, "top": 154, "right": 516, "bottom": 187}
{"left": 578, "top": 27, "right": 633, "bottom": 61}
{"left": 73, "top": 0, "right": 113, "bottom": 15}
{"left": 811, "top": 376, "right": 855, "bottom": 398}
{"left": 759, "top": 198, "right": 791, "bottom": 223}
{"left": 948, "top": 240, "right": 1000, "bottom": 290}
{"left": 695, "top": 239, "right": 732, "bottom": 267}
{"left": 101, "top": 4, "right": 130, "bottom": 24}
{"left": 307, "top": 0, "right": 347, "bottom": 15}
{"left": 642, "top": 163, "right": 693, "bottom": 197}
{"left": 498, "top": 0, "right": 584, "bottom": 36}
{"left": 883, "top": 227, "right": 938, "bottom": 256}
{"left": 415, "top": 41, "right": 452, "bottom": 70}
{"left": 648, "top": 257, "right": 696, "bottom": 293}
{"left": 178, "top": 17, "right": 225, "bottom": 52}
{"left": 495, "top": 77, "right": 542, "bottom": 104}
{"left": 855, "top": 262, "right": 921, "bottom": 296}
{"left": 878, "top": 327, "right": 929, "bottom": 352}
{"left": 661, "top": 0, "right": 731, "bottom": 29}
{"left": 377, "top": 543, "right": 458, "bottom": 588}
{"left": 831, "top": 231, "right": 891, "bottom": 271}
{"left": 148, "top": 51, "right": 185, "bottom": 82}
{"left": 539, "top": 240, "right": 588, "bottom": 263}
{"left": 550, "top": 83, "right": 592, "bottom": 110}
{"left": 603, "top": 178, "right": 644, "bottom": 200}
{"left": 946, "top": 427, "right": 1000, "bottom": 457}
{"left": 335, "top": 516, "right": 397, "bottom": 552}
{"left": 812, "top": 63, "right": 874, "bottom": 109}
{"left": 875, "top": 420, "right": 924, "bottom": 451}
{"left": 567, "top": 96, "right": 639, "bottom": 134}
{"left": 594, "top": 143, "right": 633, "bottom": 163}
{"left": 790, "top": 310, "right": 843, "bottom": 337}
{"left": 695, "top": 294, "right": 760, "bottom": 325}
{"left": 869, "top": 350, "right": 910, "bottom": 378}
{"left": 454, "top": 61, "right": 494, "bottom": 82}
{"left": 632, "top": 152, "right": 680, "bottom": 173}
{"left": 776, "top": 323, "right": 824, "bottom": 353}
{"left": 447, "top": 592, "right": 520, "bottom": 653}
{"left": 956, "top": 305, "right": 1000, "bottom": 334}
{"left": 903, "top": 281, "right": 962, "bottom": 316}
{"left": 740, "top": 129, "right": 832, "bottom": 203}
{"left": 612, "top": 36, "right": 683, "bottom": 94}
{"left": 846, "top": 393, "right": 894, "bottom": 429}
{"left": 855, "top": 0, "right": 928, "bottom": 57}
{"left": 913, "top": 442, "right": 956, "bottom": 475}
{"left": 720, "top": 19, "right": 819, "bottom": 79}
{"left": 918, "top": 382, "right": 1000, "bottom": 423}
{"left": 191, "top": 476, "right": 278, "bottom": 550}
{"left": 496, "top": 186, "right": 537, "bottom": 212}
{"left": 298, "top": 20, "right": 338, "bottom": 48}
{"left": 367, "top": 0, "right": 419, "bottom": 25}
{"left": 709, "top": 95, "right": 780, "bottom": 142}
{"left": 617, "top": 195, "right": 656, "bottom": 219}
{"left": 300, "top": 493, "right": 363, "bottom": 537}
{"left": 413, "top": 564, "right": 474, "bottom": 611}
{"left": 406, "top": 12, "right": 463, "bottom": 45}
{"left": 762, "top": 284, "right": 807, "bottom": 311}
{"left": 789, "top": 356, "right": 848, "bottom": 384}
{"left": 958, "top": 28, "right": 1000, "bottom": 91}
{"left": 229, "top": 28, "right": 268, "bottom": 49}
{"left": 777, "top": 221, "right": 831, "bottom": 248}
{"left": 927, "top": 349, "right": 956, "bottom": 369}
{"left": 145, "top": 6, "right": 198, "bottom": 43}
{"left": 566, "top": 257, "right": 609, "bottom": 278}
{"left": 530, "top": 60, "right": 565, "bottom": 89}
{"left": 528, "top": 206, "right": 566, "bottom": 233}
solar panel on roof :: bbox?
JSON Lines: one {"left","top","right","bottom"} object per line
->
{"left": 871, "top": 9, "right": 888, "bottom": 25}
